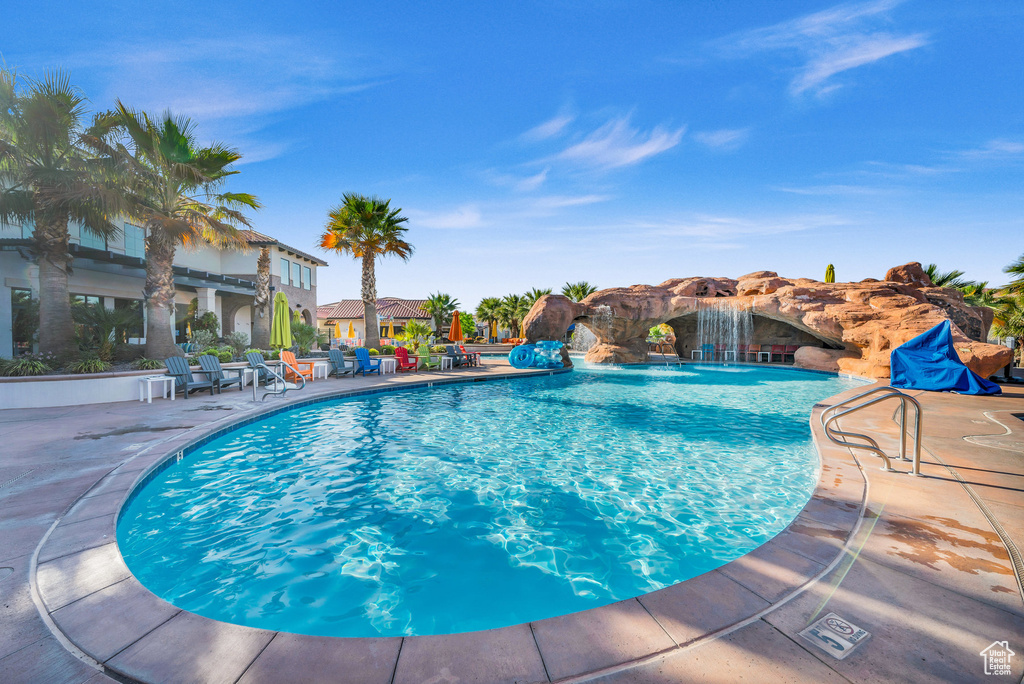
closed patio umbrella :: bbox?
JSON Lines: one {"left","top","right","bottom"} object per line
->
{"left": 387, "top": 320, "right": 395, "bottom": 338}
{"left": 448, "top": 310, "right": 463, "bottom": 342}
{"left": 490, "top": 320, "right": 497, "bottom": 341}
{"left": 293, "top": 309, "right": 301, "bottom": 324}
{"left": 270, "top": 291, "right": 292, "bottom": 348}
{"left": 334, "top": 321, "right": 341, "bottom": 339}
{"left": 347, "top": 321, "right": 355, "bottom": 339}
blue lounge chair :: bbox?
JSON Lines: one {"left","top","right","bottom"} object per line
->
{"left": 328, "top": 349, "right": 355, "bottom": 378}
{"left": 353, "top": 348, "right": 381, "bottom": 376}
{"left": 164, "top": 356, "right": 217, "bottom": 398}
{"left": 198, "top": 354, "right": 245, "bottom": 392}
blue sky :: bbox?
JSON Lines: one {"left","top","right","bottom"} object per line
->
{"left": 3, "top": 0, "right": 1022, "bottom": 308}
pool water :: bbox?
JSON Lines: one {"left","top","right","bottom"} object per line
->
{"left": 118, "top": 364, "right": 861, "bottom": 637}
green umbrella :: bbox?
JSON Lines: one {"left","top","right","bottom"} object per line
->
{"left": 270, "top": 291, "right": 292, "bottom": 348}
{"left": 293, "top": 309, "right": 301, "bottom": 324}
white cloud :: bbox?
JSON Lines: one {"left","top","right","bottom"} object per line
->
{"left": 958, "top": 139, "right": 1024, "bottom": 159}
{"left": 516, "top": 169, "right": 549, "bottom": 192}
{"left": 411, "top": 205, "right": 485, "bottom": 230}
{"left": 634, "top": 213, "right": 850, "bottom": 239}
{"left": 63, "top": 35, "right": 385, "bottom": 163}
{"left": 529, "top": 194, "right": 611, "bottom": 212}
{"left": 556, "top": 116, "right": 685, "bottom": 169}
{"left": 772, "top": 184, "right": 888, "bottom": 196}
{"left": 716, "top": 0, "right": 928, "bottom": 96}
{"left": 522, "top": 113, "right": 575, "bottom": 141}
{"left": 692, "top": 128, "right": 750, "bottom": 151}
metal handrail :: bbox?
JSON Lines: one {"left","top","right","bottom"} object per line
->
{"left": 251, "top": 361, "right": 306, "bottom": 401}
{"left": 820, "top": 386, "right": 922, "bottom": 475}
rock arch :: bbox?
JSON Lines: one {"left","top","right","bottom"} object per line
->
{"left": 523, "top": 264, "right": 1011, "bottom": 379}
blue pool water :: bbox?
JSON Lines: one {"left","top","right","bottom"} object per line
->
{"left": 118, "top": 364, "right": 861, "bottom": 637}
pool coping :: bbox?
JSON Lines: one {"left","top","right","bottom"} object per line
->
{"left": 29, "top": 368, "right": 877, "bottom": 684}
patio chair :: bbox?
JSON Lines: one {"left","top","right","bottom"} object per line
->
{"left": 771, "top": 345, "right": 786, "bottom": 363}
{"left": 327, "top": 349, "right": 355, "bottom": 378}
{"left": 394, "top": 347, "right": 419, "bottom": 372}
{"left": 280, "top": 350, "right": 315, "bottom": 383}
{"left": 352, "top": 347, "right": 381, "bottom": 376}
{"left": 444, "top": 345, "right": 470, "bottom": 367}
{"left": 246, "top": 352, "right": 272, "bottom": 386}
{"left": 197, "top": 354, "right": 245, "bottom": 392}
{"left": 458, "top": 345, "right": 481, "bottom": 366}
{"left": 783, "top": 345, "right": 799, "bottom": 363}
{"left": 415, "top": 346, "right": 441, "bottom": 370}
{"left": 743, "top": 344, "right": 759, "bottom": 362}
{"left": 164, "top": 356, "right": 217, "bottom": 398}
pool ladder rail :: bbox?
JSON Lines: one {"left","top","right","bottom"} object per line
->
{"left": 820, "top": 386, "right": 922, "bottom": 475}
{"left": 251, "top": 361, "right": 306, "bottom": 402}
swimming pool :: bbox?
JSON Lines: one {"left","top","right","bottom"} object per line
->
{"left": 118, "top": 364, "right": 862, "bottom": 637}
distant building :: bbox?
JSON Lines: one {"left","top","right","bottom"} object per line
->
{"left": 0, "top": 221, "right": 325, "bottom": 355}
{"left": 317, "top": 298, "right": 430, "bottom": 344}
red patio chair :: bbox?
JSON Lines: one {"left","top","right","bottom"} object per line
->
{"left": 783, "top": 345, "right": 799, "bottom": 363}
{"left": 394, "top": 347, "right": 419, "bottom": 372}
{"left": 771, "top": 345, "right": 786, "bottom": 363}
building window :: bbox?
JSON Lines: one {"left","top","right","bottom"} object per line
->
{"left": 291, "top": 261, "right": 301, "bottom": 288}
{"left": 71, "top": 294, "right": 102, "bottom": 307}
{"left": 124, "top": 223, "right": 145, "bottom": 258}
{"left": 303, "top": 266, "right": 311, "bottom": 290}
{"left": 280, "top": 258, "right": 290, "bottom": 285}
{"left": 11, "top": 288, "right": 35, "bottom": 356}
{"left": 114, "top": 298, "right": 144, "bottom": 340}
{"left": 79, "top": 227, "right": 106, "bottom": 250}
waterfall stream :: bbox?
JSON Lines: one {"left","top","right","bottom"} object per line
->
{"left": 696, "top": 299, "right": 753, "bottom": 361}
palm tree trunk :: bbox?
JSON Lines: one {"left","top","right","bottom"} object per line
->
{"left": 251, "top": 246, "right": 271, "bottom": 348}
{"left": 34, "top": 208, "right": 78, "bottom": 358}
{"left": 361, "top": 253, "right": 380, "bottom": 349}
{"left": 144, "top": 230, "right": 183, "bottom": 359}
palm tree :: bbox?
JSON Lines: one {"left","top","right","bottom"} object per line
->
{"left": 319, "top": 193, "right": 412, "bottom": 350}
{"left": 960, "top": 282, "right": 1005, "bottom": 309}
{"left": 0, "top": 70, "right": 123, "bottom": 357}
{"left": 525, "top": 287, "right": 552, "bottom": 307}
{"left": 90, "top": 104, "right": 260, "bottom": 359}
{"left": 992, "top": 292, "right": 1024, "bottom": 367}
{"left": 561, "top": 281, "right": 598, "bottom": 302}
{"left": 1004, "top": 253, "right": 1024, "bottom": 293}
{"left": 924, "top": 264, "right": 974, "bottom": 289}
{"left": 251, "top": 245, "right": 271, "bottom": 348}
{"left": 498, "top": 294, "right": 529, "bottom": 337}
{"left": 475, "top": 297, "right": 502, "bottom": 341}
{"left": 421, "top": 292, "right": 460, "bottom": 336}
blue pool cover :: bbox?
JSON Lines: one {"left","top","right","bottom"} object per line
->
{"left": 890, "top": 321, "right": 1001, "bottom": 395}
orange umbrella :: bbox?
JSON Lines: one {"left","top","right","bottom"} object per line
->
{"left": 448, "top": 310, "right": 463, "bottom": 342}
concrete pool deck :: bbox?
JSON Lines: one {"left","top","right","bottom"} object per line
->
{"left": 1, "top": 360, "right": 1022, "bottom": 683}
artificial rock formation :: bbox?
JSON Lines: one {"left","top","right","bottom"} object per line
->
{"left": 523, "top": 262, "right": 1012, "bottom": 379}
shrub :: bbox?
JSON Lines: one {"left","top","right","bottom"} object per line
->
{"left": 223, "top": 331, "right": 249, "bottom": 357}
{"left": 192, "top": 311, "right": 220, "bottom": 334}
{"left": 368, "top": 348, "right": 379, "bottom": 356}
{"left": 67, "top": 357, "right": 112, "bottom": 374}
{"left": 188, "top": 329, "right": 216, "bottom": 352}
{"left": 431, "top": 345, "right": 446, "bottom": 353}
{"left": 113, "top": 343, "right": 146, "bottom": 363}
{"left": 343, "top": 350, "right": 355, "bottom": 357}
{"left": 266, "top": 349, "right": 280, "bottom": 360}
{"left": 1, "top": 355, "right": 51, "bottom": 376}
{"left": 380, "top": 344, "right": 396, "bottom": 355}
{"left": 132, "top": 358, "right": 165, "bottom": 370}
{"left": 217, "top": 350, "right": 233, "bottom": 363}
